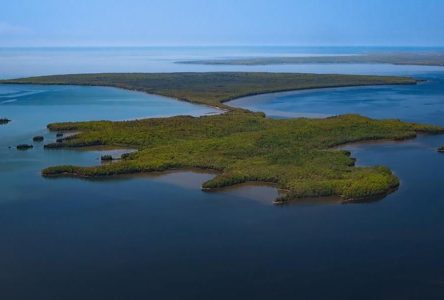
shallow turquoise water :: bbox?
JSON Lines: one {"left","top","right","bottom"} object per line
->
{"left": 2, "top": 47, "right": 444, "bottom": 299}
{"left": 0, "top": 84, "right": 219, "bottom": 203}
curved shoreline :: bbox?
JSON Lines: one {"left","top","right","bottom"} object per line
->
{"left": 38, "top": 148, "right": 393, "bottom": 205}
{"left": 0, "top": 72, "right": 419, "bottom": 110}
{"left": 42, "top": 127, "right": 440, "bottom": 205}
{"left": 176, "top": 54, "right": 444, "bottom": 67}
{"left": 1, "top": 80, "right": 418, "bottom": 112}
{"left": 221, "top": 81, "right": 419, "bottom": 107}
{"left": 228, "top": 82, "right": 422, "bottom": 104}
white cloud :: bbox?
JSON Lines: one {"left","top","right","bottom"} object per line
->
{"left": 0, "top": 22, "right": 31, "bottom": 35}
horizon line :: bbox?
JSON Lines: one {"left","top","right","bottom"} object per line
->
{"left": 1, "top": 44, "right": 444, "bottom": 49}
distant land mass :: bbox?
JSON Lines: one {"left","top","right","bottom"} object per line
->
{"left": 177, "top": 53, "right": 444, "bottom": 66}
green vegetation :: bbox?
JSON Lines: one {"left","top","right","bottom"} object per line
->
{"left": 121, "top": 153, "right": 131, "bottom": 159}
{"left": 0, "top": 72, "right": 417, "bottom": 109}
{"left": 177, "top": 53, "right": 444, "bottom": 66}
{"left": 101, "top": 155, "right": 113, "bottom": 161}
{"left": 43, "top": 135, "right": 72, "bottom": 148}
{"left": 33, "top": 136, "right": 44, "bottom": 142}
{"left": 41, "top": 111, "right": 443, "bottom": 202}
{"left": 16, "top": 144, "right": 33, "bottom": 150}
{"left": 0, "top": 118, "right": 11, "bottom": 125}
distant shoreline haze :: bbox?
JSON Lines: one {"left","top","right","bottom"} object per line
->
{"left": 2, "top": 46, "right": 444, "bottom": 80}
{"left": 177, "top": 52, "right": 444, "bottom": 67}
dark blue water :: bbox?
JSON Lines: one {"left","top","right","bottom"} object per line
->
{"left": 2, "top": 47, "right": 444, "bottom": 299}
{"left": 230, "top": 72, "right": 444, "bottom": 123}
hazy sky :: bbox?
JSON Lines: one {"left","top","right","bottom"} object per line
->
{"left": 1, "top": 0, "right": 444, "bottom": 47}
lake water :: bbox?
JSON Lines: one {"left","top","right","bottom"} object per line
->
{"left": 1, "top": 47, "right": 444, "bottom": 300}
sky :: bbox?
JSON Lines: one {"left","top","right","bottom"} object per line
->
{"left": 1, "top": 0, "right": 444, "bottom": 47}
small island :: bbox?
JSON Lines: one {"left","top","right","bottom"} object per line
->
{"left": 0, "top": 118, "right": 11, "bottom": 125}
{"left": 2, "top": 72, "right": 441, "bottom": 203}
{"left": 33, "top": 136, "right": 45, "bottom": 142}
{"left": 16, "top": 144, "right": 33, "bottom": 150}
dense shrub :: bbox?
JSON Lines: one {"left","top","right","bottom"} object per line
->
{"left": 101, "top": 155, "right": 113, "bottom": 161}
{"left": 0, "top": 118, "right": 11, "bottom": 125}
{"left": 33, "top": 136, "right": 44, "bottom": 142}
{"left": 17, "top": 144, "right": 33, "bottom": 150}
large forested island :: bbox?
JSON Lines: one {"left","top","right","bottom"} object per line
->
{"left": 2, "top": 72, "right": 442, "bottom": 203}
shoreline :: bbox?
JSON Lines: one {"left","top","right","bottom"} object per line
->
{"left": 220, "top": 81, "right": 419, "bottom": 107}
{"left": 226, "top": 82, "right": 425, "bottom": 111}
{"left": 0, "top": 72, "right": 419, "bottom": 111}
{"left": 0, "top": 82, "right": 228, "bottom": 113}
{"left": 2, "top": 80, "right": 419, "bottom": 112}
{"left": 176, "top": 53, "right": 444, "bottom": 67}
{"left": 43, "top": 130, "right": 431, "bottom": 205}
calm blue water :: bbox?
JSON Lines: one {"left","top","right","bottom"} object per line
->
{"left": 230, "top": 72, "right": 444, "bottom": 123}
{"left": 1, "top": 47, "right": 444, "bottom": 300}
